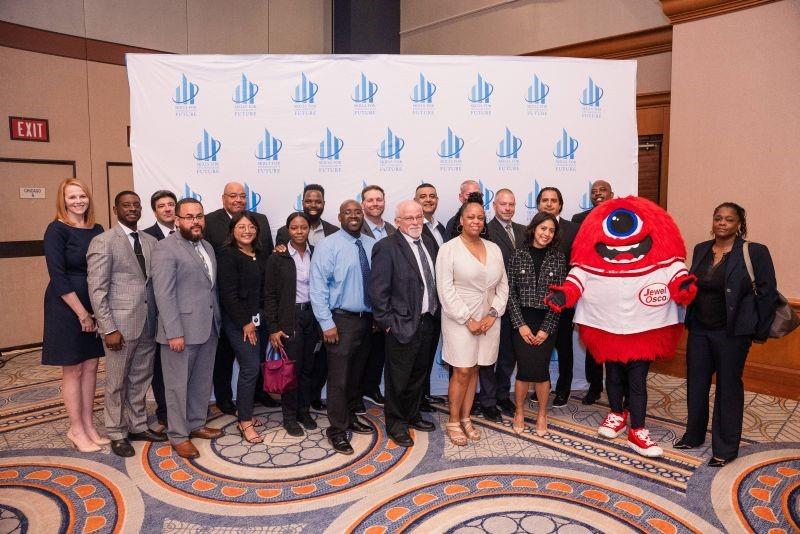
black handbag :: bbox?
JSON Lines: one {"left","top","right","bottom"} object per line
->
{"left": 743, "top": 242, "right": 800, "bottom": 339}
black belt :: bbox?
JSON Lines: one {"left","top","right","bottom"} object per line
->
{"left": 332, "top": 308, "right": 372, "bottom": 318}
{"left": 295, "top": 302, "right": 312, "bottom": 310}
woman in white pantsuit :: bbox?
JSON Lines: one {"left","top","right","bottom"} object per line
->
{"left": 436, "top": 196, "right": 508, "bottom": 446}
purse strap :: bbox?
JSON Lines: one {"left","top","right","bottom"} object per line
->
{"left": 742, "top": 241, "right": 759, "bottom": 295}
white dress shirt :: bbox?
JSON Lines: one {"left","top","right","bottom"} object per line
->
{"left": 118, "top": 222, "right": 137, "bottom": 249}
{"left": 157, "top": 221, "right": 175, "bottom": 238}
{"left": 289, "top": 242, "right": 311, "bottom": 303}
{"left": 308, "top": 222, "right": 326, "bottom": 246}
{"left": 401, "top": 231, "right": 435, "bottom": 315}
{"left": 425, "top": 218, "right": 444, "bottom": 247}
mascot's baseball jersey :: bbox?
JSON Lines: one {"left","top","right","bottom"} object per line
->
{"left": 567, "top": 259, "right": 689, "bottom": 335}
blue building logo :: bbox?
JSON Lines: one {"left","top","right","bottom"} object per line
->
{"left": 579, "top": 181, "right": 594, "bottom": 211}
{"left": 232, "top": 73, "right": 259, "bottom": 104}
{"left": 317, "top": 128, "right": 344, "bottom": 160}
{"left": 411, "top": 72, "right": 437, "bottom": 103}
{"left": 354, "top": 180, "right": 369, "bottom": 203}
{"left": 580, "top": 77, "right": 603, "bottom": 106}
{"left": 438, "top": 128, "right": 464, "bottom": 159}
{"left": 182, "top": 183, "right": 202, "bottom": 201}
{"left": 173, "top": 74, "right": 199, "bottom": 104}
{"left": 377, "top": 128, "right": 404, "bottom": 159}
{"left": 194, "top": 129, "right": 222, "bottom": 161}
{"left": 525, "top": 179, "right": 543, "bottom": 210}
{"left": 244, "top": 183, "right": 261, "bottom": 212}
{"left": 525, "top": 74, "right": 550, "bottom": 104}
{"left": 294, "top": 182, "right": 308, "bottom": 212}
{"left": 468, "top": 73, "right": 494, "bottom": 103}
{"left": 293, "top": 73, "right": 318, "bottom": 103}
{"left": 478, "top": 180, "right": 495, "bottom": 210}
{"left": 352, "top": 73, "right": 378, "bottom": 103}
{"left": 255, "top": 129, "right": 282, "bottom": 161}
{"left": 553, "top": 129, "right": 579, "bottom": 160}
{"left": 497, "top": 128, "right": 523, "bottom": 159}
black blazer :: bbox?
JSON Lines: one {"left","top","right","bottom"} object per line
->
{"left": 421, "top": 219, "right": 448, "bottom": 246}
{"left": 264, "top": 245, "right": 315, "bottom": 335}
{"left": 143, "top": 222, "right": 167, "bottom": 241}
{"left": 360, "top": 219, "right": 396, "bottom": 239}
{"left": 485, "top": 217, "right": 526, "bottom": 268}
{"left": 204, "top": 209, "right": 274, "bottom": 255}
{"left": 275, "top": 218, "right": 338, "bottom": 245}
{"left": 369, "top": 231, "right": 439, "bottom": 344}
{"left": 571, "top": 209, "right": 591, "bottom": 226}
{"left": 685, "top": 237, "right": 778, "bottom": 341}
{"left": 216, "top": 246, "right": 268, "bottom": 329}
{"left": 558, "top": 217, "right": 579, "bottom": 263}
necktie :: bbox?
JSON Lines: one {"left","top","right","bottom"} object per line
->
{"left": 414, "top": 239, "right": 437, "bottom": 315}
{"left": 505, "top": 223, "right": 516, "bottom": 248}
{"left": 193, "top": 242, "right": 211, "bottom": 279}
{"left": 169, "top": 229, "right": 175, "bottom": 235}
{"left": 354, "top": 239, "right": 371, "bottom": 308}
{"left": 130, "top": 232, "right": 146, "bottom": 277}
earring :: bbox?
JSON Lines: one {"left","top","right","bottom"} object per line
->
{"left": 456, "top": 224, "right": 463, "bottom": 234}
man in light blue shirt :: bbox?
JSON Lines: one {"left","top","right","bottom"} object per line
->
{"left": 310, "top": 199, "right": 376, "bottom": 454}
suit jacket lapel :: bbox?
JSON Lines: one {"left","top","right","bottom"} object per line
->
{"left": 113, "top": 224, "right": 140, "bottom": 273}
{"left": 491, "top": 218, "right": 514, "bottom": 250}
{"left": 397, "top": 234, "right": 423, "bottom": 282}
{"left": 180, "top": 236, "right": 212, "bottom": 283}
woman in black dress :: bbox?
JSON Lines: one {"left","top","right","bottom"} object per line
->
{"left": 507, "top": 212, "right": 567, "bottom": 436}
{"left": 217, "top": 212, "right": 269, "bottom": 444}
{"left": 676, "top": 202, "right": 778, "bottom": 467}
{"left": 264, "top": 212, "right": 319, "bottom": 437}
{"left": 43, "top": 178, "right": 107, "bottom": 452}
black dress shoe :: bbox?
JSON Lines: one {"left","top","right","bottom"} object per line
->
{"left": 111, "top": 438, "right": 135, "bottom": 457}
{"left": 348, "top": 419, "right": 373, "bottom": 434}
{"left": 284, "top": 421, "right": 304, "bottom": 437}
{"left": 552, "top": 394, "right": 569, "bottom": 408}
{"left": 217, "top": 401, "right": 237, "bottom": 415}
{"left": 256, "top": 393, "right": 281, "bottom": 408}
{"left": 673, "top": 437, "right": 700, "bottom": 450}
{"left": 409, "top": 419, "right": 435, "bottom": 432}
{"left": 708, "top": 456, "right": 736, "bottom": 467}
{"left": 311, "top": 399, "right": 327, "bottom": 412}
{"left": 390, "top": 432, "right": 414, "bottom": 447}
{"left": 363, "top": 390, "right": 385, "bottom": 406}
{"left": 298, "top": 412, "right": 318, "bottom": 430}
{"left": 581, "top": 390, "right": 601, "bottom": 405}
{"left": 481, "top": 406, "right": 503, "bottom": 423}
{"left": 470, "top": 404, "right": 481, "bottom": 416}
{"left": 424, "top": 394, "right": 445, "bottom": 404}
{"left": 419, "top": 400, "right": 435, "bottom": 413}
{"left": 353, "top": 401, "right": 367, "bottom": 415}
{"left": 129, "top": 429, "right": 168, "bottom": 442}
{"left": 497, "top": 398, "right": 516, "bottom": 415}
{"left": 329, "top": 435, "right": 354, "bottom": 455}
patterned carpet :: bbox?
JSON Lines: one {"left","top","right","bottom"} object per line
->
{"left": 0, "top": 349, "right": 798, "bottom": 533}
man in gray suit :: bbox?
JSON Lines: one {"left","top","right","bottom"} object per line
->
{"left": 151, "top": 197, "right": 222, "bottom": 459}
{"left": 88, "top": 191, "right": 167, "bottom": 457}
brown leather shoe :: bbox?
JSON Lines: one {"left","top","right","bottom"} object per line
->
{"left": 172, "top": 440, "right": 199, "bottom": 459}
{"left": 189, "top": 426, "right": 223, "bottom": 439}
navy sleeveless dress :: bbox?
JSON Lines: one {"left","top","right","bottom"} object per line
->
{"left": 42, "top": 220, "right": 105, "bottom": 365}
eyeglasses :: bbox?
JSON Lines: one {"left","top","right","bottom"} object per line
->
{"left": 235, "top": 225, "right": 257, "bottom": 232}
{"left": 224, "top": 193, "right": 247, "bottom": 200}
{"left": 398, "top": 215, "right": 424, "bottom": 222}
{"left": 177, "top": 214, "right": 205, "bottom": 222}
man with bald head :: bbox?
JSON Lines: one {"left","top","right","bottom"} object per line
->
{"left": 310, "top": 200, "right": 376, "bottom": 454}
{"left": 571, "top": 180, "right": 613, "bottom": 226}
{"left": 204, "top": 182, "right": 276, "bottom": 414}
{"left": 445, "top": 179, "right": 481, "bottom": 240}
{"left": 369, "top": 200, "right": 440, "bottom": 447}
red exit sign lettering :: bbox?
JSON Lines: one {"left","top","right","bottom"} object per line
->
{"left": 9, "top": 116, "right": 49, "bottom": 142}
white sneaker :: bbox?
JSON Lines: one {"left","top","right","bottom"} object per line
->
{"left": 627, "top": 427, "right": 663, "bottom": 458}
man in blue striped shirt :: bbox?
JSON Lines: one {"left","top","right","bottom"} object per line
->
{"left": 310, "top": 200, "right": 376, "bottom": 454}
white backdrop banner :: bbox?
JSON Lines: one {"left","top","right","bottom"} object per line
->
{"left": 127, "top": 53, "right": 639, "bottom": 395}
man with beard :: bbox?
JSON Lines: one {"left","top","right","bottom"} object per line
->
{"left": 310, "top": 200, "right": 376, "bottom": 454}
{"left": 277, "top": 183, "right": 339, "bottom": 411}
{"left": 151, "top": 198, "right": 222, "bottom": 459}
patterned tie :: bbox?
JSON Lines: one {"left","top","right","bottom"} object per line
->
{"left": 414, "top": 239, "right": 437, "bottom": 315}
{"left": 130, "top": 232, "right": 147, "bottom": 278}
{"left": 505, "top": 223, "right": 516, "bottom": 248}
{"left": 354, "top": 239, "right": 371, "bottom": 308}
{"left": 193, "top": 242, "right": 211, "bottom": 279}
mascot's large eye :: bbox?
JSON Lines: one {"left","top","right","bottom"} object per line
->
{"left": 602, "top": 208, "right": 643, "bottom": 239}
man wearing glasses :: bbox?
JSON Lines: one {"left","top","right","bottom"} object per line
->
{"left": 151, "top": 198, "right": 222, "bottom": 458}
{"left": 204, "top": 182, "right": 277, "bottom": 415}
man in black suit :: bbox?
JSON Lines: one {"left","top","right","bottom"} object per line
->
{"left": 203, "top": 182, "right": 276, "bottom": 414}
{"left": 445, "top": 179, "right": 482, "bottom": 240}
{"left": 143, "top": 189, "right": 178, "bottom": 431}
{"left": 369, "top": 200, "right": 440, "bottom": 447}
{"left": 537, "top": 187, "right": 579, "bottom": 407}
{"left": 276, "top": 183, "right": 339, "bottom": 412}
{"left": 482, "top": 188, "right": 526, "bottom": 419}
{"left": 570, "top": 179, "right": 615, "bottom": 405}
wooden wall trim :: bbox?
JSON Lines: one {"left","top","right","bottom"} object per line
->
{"left": 637, "top": 92, "right": 671, "bottom": 108}
{"left": 660, "top": 0, "right": 779, "bottom": 24}
{"left": 0, "top": 20, "right": 167, "bottom": 65}
{"left": 524, "top": 26, "right": 672, "bottom": 59}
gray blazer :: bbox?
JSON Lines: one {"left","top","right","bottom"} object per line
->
{"left": 87, "top": 224, "right": 157, "bottom": 341}
{"left": 151, "top": 231, "right": 221, "bottom": 345}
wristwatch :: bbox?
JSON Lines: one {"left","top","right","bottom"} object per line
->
{"left": 488, "top": 307, "right": 499, "bottom": 318}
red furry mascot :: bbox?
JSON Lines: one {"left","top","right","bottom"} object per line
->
{"left": 545, "top": 196, "right": 696, "bottom": 457}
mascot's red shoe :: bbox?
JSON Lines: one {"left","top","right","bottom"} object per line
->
{"left": 598, "top": 411, "right": 628, "bottom": 438}
{"left": 628, "top": 427, "right": 664, "bottom": 458}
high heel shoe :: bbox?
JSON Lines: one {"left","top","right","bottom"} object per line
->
{"left": 91, "top": 435, "right": 111, "bottom": 446}
{"left": 460, "top": 418, "right": 481, "bottom": 441}
{"left": 512, "top": 411, "right": 525, "bottom": 435}
{"left": 237, "top": 422, "right": 262, "bottom": 444}
{"left": 535, "top": 416, "right": 547, "bottom": 437}
{"left": 66, "top": 430, "right": 101, "bottom": 453}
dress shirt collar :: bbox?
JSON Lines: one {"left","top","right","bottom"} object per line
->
{"left": 117, "top": 221, "right": 137, "bottom": 238}
{"left": 157, "top": 221, "right": 174, "bottom": 237}
{"left": 401, "top": 231, "right": 424, "bottom": 246}
{"left": 288, "top": 241, "right": 309, "bottom": 259}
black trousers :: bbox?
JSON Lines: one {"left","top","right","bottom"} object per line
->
{"left": 281, "top": 307, "right": 319, "bottom": 423}
{"left": 478, "top": 315, "right": 516, "bottom": 407}
{"left": 684, "top": 328, "right": 752, "bottom": 459}
{"left": 151, "top": 344, "right": 168, "bottom": 425}
{"left": 606, "top": 360, "right": 650, "bottom": 429}
{"left": 361, "top": 330, "right": 386, "bottom": 397}
{"left": 325, "top": 313, "right": 372, "bottom": 438}
{"left": 585, "top": 348, "right": 604, "bottom": 394}
{"left": 310, "top": 344, "right": 328, "bottom": 403}
{"left": 554, "top": 309, "right": 575, "bottom": 397}
{"left": 212, "top": 333, "right": 236, "bottom": 406}
{"left": 384, "top": 315, "right": 439, "bottom": 436}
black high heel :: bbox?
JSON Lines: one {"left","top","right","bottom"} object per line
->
{"left": 673, "top": 437, "right": 699, "bottom": 450}
{"left": 708, "top": 456, "right": 736, "bottom": 467}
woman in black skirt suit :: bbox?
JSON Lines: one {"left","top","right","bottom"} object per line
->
{"left": 264, "top": 212, "right": 320, "bottom": 437}
{"left": 507, "top": 212, "right": 567, "bottom": 436}
{"left": 43, "top": 178, "right": 107, "bottom": 452}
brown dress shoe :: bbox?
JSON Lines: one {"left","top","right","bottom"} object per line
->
{"left": 189, "top": 426, "right": 223, "bottom": 439}
{"left": 172, "top": 440, "right": 199, "bottom": 459}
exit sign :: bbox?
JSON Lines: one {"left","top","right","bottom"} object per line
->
{"left": 9, "top": 116, "right": 49, "bottom": 142}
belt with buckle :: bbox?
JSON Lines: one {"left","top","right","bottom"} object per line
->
{"left": 332, "top": 308, "right": 372, "bottom": 318}
{"left": 295, "top": 302, "right": 312, "bottom": 310}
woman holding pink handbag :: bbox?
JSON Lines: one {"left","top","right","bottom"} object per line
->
{"left": 265, "top": 212, "right": 320, "bottom": 437}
